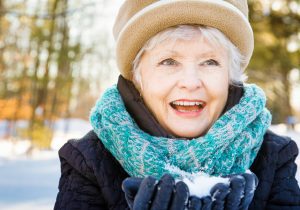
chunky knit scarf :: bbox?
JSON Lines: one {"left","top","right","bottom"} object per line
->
{"left": 90, "top": 84, "right": 271, "bottom": 179}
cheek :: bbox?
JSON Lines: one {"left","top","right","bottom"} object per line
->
{"left": 209, "top": 89, "right": 227, "bottom": 110}
{"left": 205, "top": 74, "right": 229, "bottom": 113}
{"left": 140, "top": 65, "right": 173, "bottom": 105}
{"left": 140, "top": 76, "right": 168, "bottom": 114}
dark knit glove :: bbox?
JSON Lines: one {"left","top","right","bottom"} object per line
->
{"left": 210, "top": 172, "right": 258, "bottom": 210}
{"left": 122, "top": 174, "right": 189, "bottom": 210}
{"left": 187, "top": 172, "right": 257, "bottom": 210}
{"left": 187, "top": 195, "right": 212, "bottom": 210}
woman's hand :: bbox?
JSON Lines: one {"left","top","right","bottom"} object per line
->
{"left": 122, "top": 174, "right": 189, "bottom": 210}
{"left": 122, "top": 172, "right": 257, "bottom": 210}
{"left": 187, "top": 195, "right": 212, "bottom": 210}
{"left": 208, "top": 172, "right": 258, "bottom": 210}
{"left": 229, "top": 172, "right": 258, "bottom": 210}
{"left": 187, "top": 172, "right": 257, "bottom": 210}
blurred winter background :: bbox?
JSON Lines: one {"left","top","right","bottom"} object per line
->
{"left": 0, "top": 0, "right": 299, "bottom": 209}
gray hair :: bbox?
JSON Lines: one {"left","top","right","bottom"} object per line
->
{"left": 132, "top": 25, "right": 246, "bottom": 88}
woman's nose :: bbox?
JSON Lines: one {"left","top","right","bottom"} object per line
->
{"left": 177, "top": 66, "right": 203, "bottom": 91}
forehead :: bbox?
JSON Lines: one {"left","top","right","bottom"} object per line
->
{"left": 147, "top": 35, "right": 226, "bottom": 57}
{"left": 146, "top": 28, "right": 227, "bottom": 55}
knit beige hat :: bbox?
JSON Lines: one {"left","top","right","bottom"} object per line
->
{"left": 113, "top": 0, "right": 254, "bottom": 80}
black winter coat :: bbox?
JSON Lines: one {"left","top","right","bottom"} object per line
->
{"left": 55, "top": 77, "right": 300, "bottom": 210}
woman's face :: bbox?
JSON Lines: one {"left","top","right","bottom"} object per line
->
{"left": 138, "top": 35, "right": 229, "bottom": 138}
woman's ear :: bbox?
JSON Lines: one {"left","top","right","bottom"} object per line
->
{"left": 132, "top": 73, "right": 144, "bottom": 95}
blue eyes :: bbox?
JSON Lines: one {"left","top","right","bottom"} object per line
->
{"left": 158, "top": 58, "right": 220, "bottom": 66}
{"left": 202, "top": 59, "right": 220, "bottom": 66}
{"left": 159, "top": 58, "right": 178, "bottom": 66}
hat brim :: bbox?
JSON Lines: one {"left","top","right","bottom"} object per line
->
{"left": 116, "top": 0, "right": 254, "bottom": 80}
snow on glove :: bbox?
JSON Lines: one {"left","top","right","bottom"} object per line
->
{"left": 122, "top": 174, "right": 190, "bottom": 210}
{"left": 237, "top": 172, "right": 258, "bottom": 210}
{"left": 169, "top": 181, "right": 190, "bottom": 210}
{"left": 210, "top": 183, "right": 230, "bottom": 210}
{"left": 225, "top": 175, "right": 246, "bottom": 210}
{"left": 225, "top": 172, "right": 258, "bottom": 210}
{"left": 187, "top": 182, "right": 228, "bottom": 210}
{"left": 208, "top": 172, "right": 257, "bottom": 210}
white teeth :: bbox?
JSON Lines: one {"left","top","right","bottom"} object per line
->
{"left": 172, "top": 101, "right": 204, "bottom": 106}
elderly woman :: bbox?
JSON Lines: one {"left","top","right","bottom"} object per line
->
{"left": 54, "top": 0, "right": 300, "bottom": 210}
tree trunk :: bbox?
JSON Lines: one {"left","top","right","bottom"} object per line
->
{"left": 40, "top": 0, "right": 59, "bottom": 122}
{"left": 50, "top": 1, "right": 70, "bottom": 122}
{"left": 282, "top": 71, "right": 293, "bottom": 117}
{"left": 29, "top": 38, "right": 43, "bottom": 131}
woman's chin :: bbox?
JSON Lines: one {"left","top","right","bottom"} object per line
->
{"left": 168, "top": 123, "right": 208, "bottom": 139}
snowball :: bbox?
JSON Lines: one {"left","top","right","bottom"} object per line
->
{"left": 165, "top": 163, "right": 229, "bottom": 198}
{"left": 183, "top": 174, "right": 229, "bottom": 198}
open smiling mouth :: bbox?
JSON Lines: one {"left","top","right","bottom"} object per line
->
{"left": 170, "top": 100, "right": 206, "bottom": 113}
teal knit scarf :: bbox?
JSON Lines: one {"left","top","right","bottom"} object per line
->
{"left": 90, "top": 84, "right": 272, "bottom": 179}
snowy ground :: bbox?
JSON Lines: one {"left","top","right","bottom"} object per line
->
{"left": 0, "top": 121, "right": 299, "bottom": 210}
{"left": 0, "top": 119, "right": 92, "bottom": 210}
{"left": 0, "top": 151, "right": 60, "bottom": 210}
